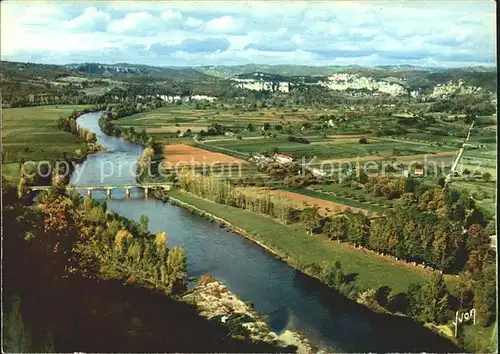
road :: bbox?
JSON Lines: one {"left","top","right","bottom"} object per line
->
{"left": 446, "top": 120, "right": 475, "bottom": 183}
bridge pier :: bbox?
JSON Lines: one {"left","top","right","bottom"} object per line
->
{"left": 106, "top": 188, "right": 112, "bottom": 199}
{"left": 87, "top": 188, "right": 92, "bottom": 198}
{"left": 144, "top": 187, "right": 149, "bottom": 199}
{"left": 125, "top": 187, "right": 130, "bottom": 199}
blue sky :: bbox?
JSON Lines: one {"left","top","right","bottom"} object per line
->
{"left": 0, "top": 1, "right": 496, "bottom": 67}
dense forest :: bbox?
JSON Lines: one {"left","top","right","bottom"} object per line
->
{"left": 2, "top": 182, "right": 284, "bottom": 352}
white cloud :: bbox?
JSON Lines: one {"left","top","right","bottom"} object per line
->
{"left": 160, "top": 9, "right": 183, "bottom": 22}
{"left": 185, "top": 17, "right": 204, "bottom": 27}
{"left": 63, "top": 7, "right": 110, "bottom": 31}
{"left": 108, "top": 11, "right": 157, "bottom": 33}
{"left": 205, "top": 16, "right": 244, "bottom": 34}
{"left": 0, "top": 1, "right": 496, "bottom": 67}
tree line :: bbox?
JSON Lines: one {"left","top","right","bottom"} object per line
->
{"left": 179, "top": 170, "right": 295, "bottom": 224}
{"left": 57, "top": 109, "right": 97, "bottom": 144}
{"left": 2, "top": 181, "right": 188, "bottom": 352}
{"left": 98, "top": 102, "right": 161, "bottom": 145}
{"left": 308, "top": 184, "right": 494, "bottom": 274}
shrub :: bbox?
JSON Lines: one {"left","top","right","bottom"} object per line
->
{"left": 482, "top": 172, "right": 492, "bottom": 182}
{"left": 287, "top": 136, "right": 310, "bottom": 144}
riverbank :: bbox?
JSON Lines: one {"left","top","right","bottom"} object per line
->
{"left": 163, "top": 189, "right": 440, "bottom": 293}
{"left": 184, "top": 275, "right": 316, "bottom": 353}
{"left": 161, "top": 189, "right": 464, "bottom": 348}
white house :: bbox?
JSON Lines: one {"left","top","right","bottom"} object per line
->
{"left": 311, "top": 168, "right": 327, "bottom": 177}
{"left": 273, "top": 153, "right": 293, "bottom": 164}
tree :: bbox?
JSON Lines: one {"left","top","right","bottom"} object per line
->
{"left": 3, "top": 297, "right": 32, "bottom": 353}
{"left": 420, "top": 272, "right": 449, "bottom": 324}
{"left": 407, "top": 282, "right": 425, "bottom": 319}
{"left": 473, "top": 264, "right": 496, "bottom": 326}
{"left": 432, "top": 220, "right": 458, "bottom": 271}
{"left": 165, "top": 246, "right": 187, "bottom": 293}
{"left": 482, "top": 172, "right": 492, "bottom": 182}
{"left": 465, "top": 224, "right": 493, "bottom": 273}
{"left": 262, "top": 122, "right": 270, "bottom": 131}
{"left": 457, "top": 271, "right": 474, "bottom": 309}
{"left": 38, "top": 192, "right": 85, "bottom": 271}
{"left": 139, "top": 214, "right": 149, "bottom": 235}
{"left": 300, "top": 205, "right": 321, "bottom": 236}
{"left": 359, "top": 136, "right": 368, "bottom": 144}
{"left": 484, "top": 221, "right": 496, "bottom": 236}
{"left": 346, "top": 212, "right": 369, "bottom": 247}
{"left": 319, "top": 260, "right": 345, "bottom": 289}
{"left": 324, "top": 215, "right": 348, "bottom": 243}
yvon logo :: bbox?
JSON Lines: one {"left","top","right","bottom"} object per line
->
{"left": 452, "top": 308, "right": 476, "bottom": 337}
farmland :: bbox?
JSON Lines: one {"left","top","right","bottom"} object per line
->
{"left": 161, "top": 144, "right": 270, "bottom": 183}
{"left": 162, "top": 144, "right": 248, "bottom": 165}
{"left": 1, "top": 105, "right": 93, "bottom": 183}
{"left": 110, "top": 104, "right": 470, "bottom": 177}
{"left": 206, "top": 136, "right": 457, "bottom": 161}
{"left": 262, "top": 187, "right": 377, "bottom": 216}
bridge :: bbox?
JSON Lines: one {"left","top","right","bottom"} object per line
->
{"left": 29, "top": 183, "right": 172, "bottom": 199}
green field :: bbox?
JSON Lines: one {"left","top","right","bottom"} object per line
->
{"left": 160, "top": 163, "right": 272, "bottom": 184}
{"left": 306, "top": 184, "right": 404, "bottom": 209}
{"left": 2, "top": 105, "right": 93, "bottom": 163}
{"left": 114, "top": 105, "right": 316, "bottom": 131}
{"left": 207, "top": 136, "right": 456, "bottom": 161}
{"left": 169, "top": 189, "right": 458, "bottom": 293}
{"left": 1, "top": 105, "right": 92, "bottom": 183}
{"left": 108, "top": 104, "right": 475, "bottom": 167}
{"left": 1, "top": 162, "right": 21, "bottom": 184}
{"left": 280, "top": 186, "right": 387, "bottom": 213}
{"left": 457, "top": 124, "right": 497, "bottom": 181}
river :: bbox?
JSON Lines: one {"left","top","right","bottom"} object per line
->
{"left": 70, "top": 112, "right": 462, "bottom": 353}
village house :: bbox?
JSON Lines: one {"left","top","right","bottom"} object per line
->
{"left": 311, "top": 168, "right": 327, "bottom": 177}
{"left": 413, "top": 168, "right": 425, "bottom": 177}
{"left": 273, "top": 153, "right": 293, "bottom": 164}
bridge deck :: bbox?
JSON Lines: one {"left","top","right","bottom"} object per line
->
{"left": 30, "top": 183, "right": 172, "bottom": 191}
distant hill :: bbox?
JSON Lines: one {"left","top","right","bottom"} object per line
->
{"left": 1, "top": 60, "right": 496, "bottom": 94}
{"left": 65, "top": 62, "right": 214, "bottom": 82}
{"left": 195, "top": 64, "right": 366, "bottom": 78}
{"left": 0, "top": 61, "right": 84, "bottom": 80}
{"left": 196, "top": 64, "right": 496, "bottom": 78}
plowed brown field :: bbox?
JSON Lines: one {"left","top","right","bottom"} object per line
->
{"left": 163, "top": 144, "right": 248, "bottom": 166}
{"left": 271, "top": 189, "right": 376, "bottom": 216}
{"left": 237, "top": 187, "right": 376, "bottom": 217}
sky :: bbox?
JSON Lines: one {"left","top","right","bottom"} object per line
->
{"left": 0, "top": 1, "right": 496, "bottom": 68}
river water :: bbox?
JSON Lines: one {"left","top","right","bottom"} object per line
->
{"left": 70, "top": 112, "right": 461, "bottom": 353}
